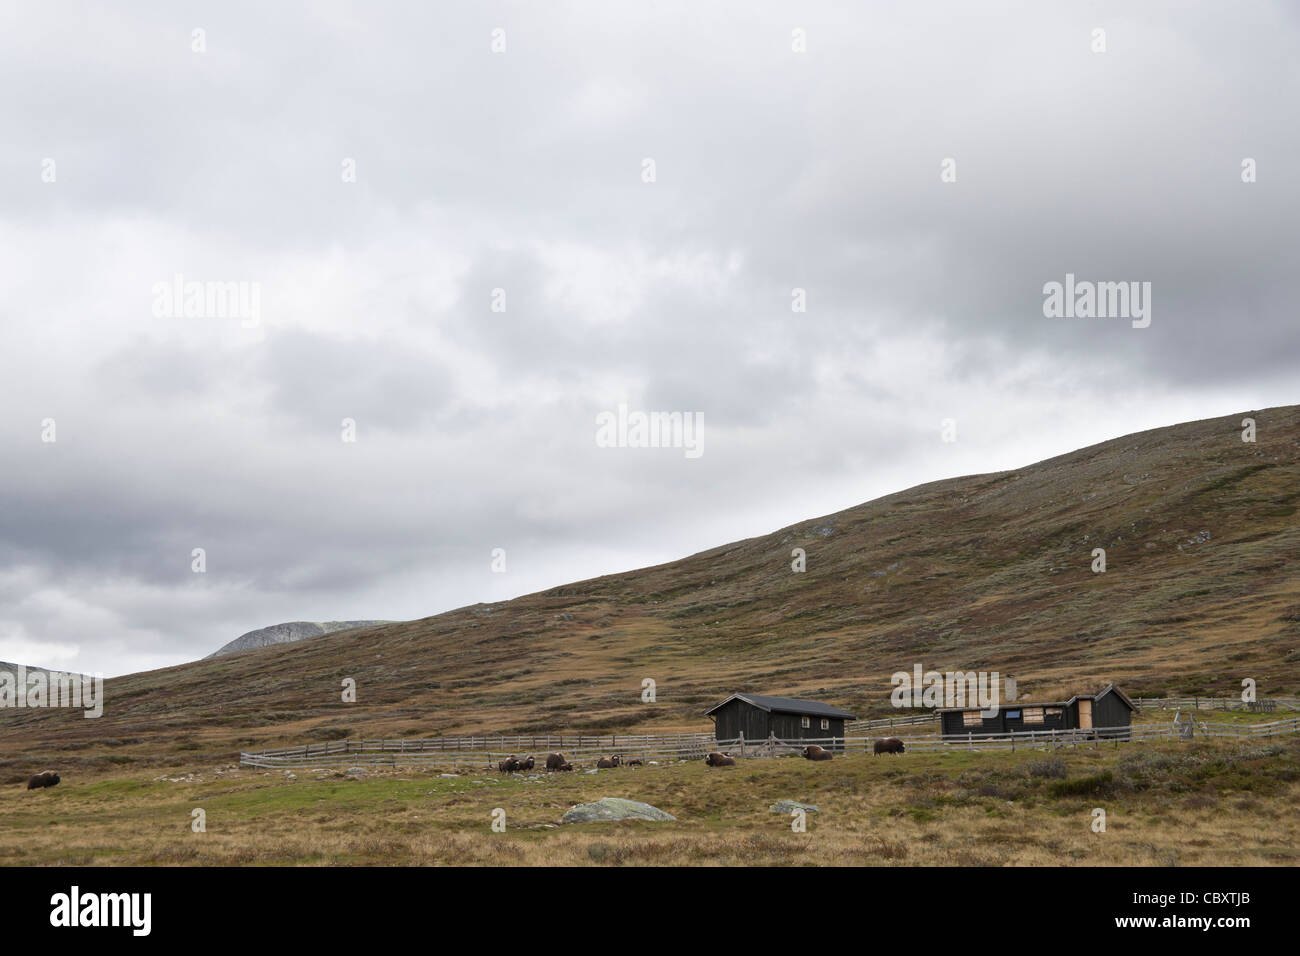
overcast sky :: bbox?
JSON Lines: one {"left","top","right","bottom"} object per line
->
{"left": 1, "top": 1, "right": 1296, "bottom": 676}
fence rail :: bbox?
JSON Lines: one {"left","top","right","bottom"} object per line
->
{"left": 845, "top": 712, "right": 937, "bottom": 733}
{"left": 240, "top": 745, "right": 716, "bottom": 770}
{"left": 240, "top": 713, "right": 1300, "bottom": 769}
{"left": 1132, "top": 696, "right": 1299, "bottom": 712}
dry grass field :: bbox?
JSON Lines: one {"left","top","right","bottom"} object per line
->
{"left": 2, "top": 734, "right": 1297, "bottom": 867}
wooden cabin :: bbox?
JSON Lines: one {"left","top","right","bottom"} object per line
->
{"left": 704, "top": 693, "right": 857, "bottom": 749}
{"left": 939, "top": 683, "right": 1135, "bottom": 739}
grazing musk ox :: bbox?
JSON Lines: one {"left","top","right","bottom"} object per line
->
{"left": 497, "top": 755, "right": 521, "bottom": 773}
{"left": 545, "top": 752, "right": 573, "bottom": 771}
{"left": 516, "top": 755, "right": 536, "bottom": 771}
{"left": 704, "top": 752, "right": 736, "bottom": 767}
{"left": 595, "top": 755, "right": 623, "bottom": 769}
{"left": 26, "top": 770, "right": 60, "bottom": 790}
{"left": 873, "top": 737, "right": 905, "bottom": 756}
{"left": 801, "top": 745, "right": 833, "bottom": 761}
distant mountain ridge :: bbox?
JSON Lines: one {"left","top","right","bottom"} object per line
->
{"left": 206, "top": 621, "right": 393, "bottom": 658}
{"left": 0, "top": 660, "right": 90, "bottom": 677}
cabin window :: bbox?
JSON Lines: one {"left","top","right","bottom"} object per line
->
{"left": 1045, "top": 707, "right": 1063, "bottom": 717}
{"left": 820, "top": 718, "right": 829, "bottom": 730}
{"left": 1004, "top": 710, "right": 1022, "bottom": 720}
{"left": 801, "top": 716, "right": 810, "bottom": 728}
{"left": 1023, "top": 707, "right": 1044, "bottom": 723}
{"left": 962, "top": 710, "right": 983, "bottom": 727}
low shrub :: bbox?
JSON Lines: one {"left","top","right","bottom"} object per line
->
{"left": 1049, "top": 770, "right": 1114, "bottom": 798}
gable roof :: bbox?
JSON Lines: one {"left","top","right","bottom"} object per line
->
{"left": 703, "top": 693, "right": 857, "bottom": 720}
{"left": 938, "top": 700, "right": 1070, "bottom": 713}
{"left": 1095, "top": 683, "right": 1136, "bottom": 711}
{"left": 939, "top": 684, "right": 1135, "bottom": 713}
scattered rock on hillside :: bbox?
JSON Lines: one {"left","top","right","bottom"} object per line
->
{"left": 871, "top": 561, "right": 902, "bottom": 578}
{"left": 561, "top": 798, "right": 676, "bottom": 824}
{"left": 770, "top": 800, "right": 820, "bottom": 814}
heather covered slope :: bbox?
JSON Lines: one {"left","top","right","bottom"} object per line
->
{"left": 3, "top": 405, "right": 1297, "bottom": 773}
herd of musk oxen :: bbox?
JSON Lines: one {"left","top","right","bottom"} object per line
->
{"left": 492, "top": 738, "right": 906, "bottom": 775}
{"left": 496, "top": 753, "right": 649, "bottom": 773}
{"left": 709, "top": 739, "right": 905, "bottom": 766}
{"left": 22, "top": 739, "right": 908, "bottom": 791}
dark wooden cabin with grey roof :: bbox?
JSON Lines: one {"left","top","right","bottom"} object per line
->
{"left": 704, "top": 693, "right": 857, "bottom": 749}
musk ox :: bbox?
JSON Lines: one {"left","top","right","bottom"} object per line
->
{"left": 801, "top": 745, "right": 833, "bottom": 761}
{"left": 545, "top": 752, "right": 573, "bottom": 771}
{"left": 595, "top": 755, "right": 623, "bottom": 769}
{"left": 873, "top": 737, "right": 905, "bottom": 756}
{"left": 26, "top": 770, "right": 60, "bottom": 790}
{"left": 497, "top": 756, "right": 521, "bottom": 773}
{"left": 625, "top": 758, "right": 644, "bottom": 766}
{"left": 704, "top": 752, "right": 736, "bottom": 767}
{"left": 516, "top": 755, "right": 535, "bottom": 771}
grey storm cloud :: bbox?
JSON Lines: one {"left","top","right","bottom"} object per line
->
{"left": 0, "top": 0, "right": 1296, "bottom": 674}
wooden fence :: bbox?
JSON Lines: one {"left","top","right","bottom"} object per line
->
{"left": 240, "top": 714, "right": 1300, "bottom": 769}
{"left": 1132, "top": 696, "right": 1299, "bottom": 712}
{"left": 845, "top": 712, "right": 937, "bottom": 734}
{"left": 865, "top": 715, "right": 1300, "bottom": 754}
{"left": 241, "top": 732, "right": 721, "bottom": 770}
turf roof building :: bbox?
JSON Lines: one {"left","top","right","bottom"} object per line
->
{"left": 938, "top": 683, "right": 1135, "bottom": 739}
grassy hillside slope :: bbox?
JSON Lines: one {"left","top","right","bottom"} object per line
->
{"left": 3, "top": 404, "right": 1297, "bottom": 775}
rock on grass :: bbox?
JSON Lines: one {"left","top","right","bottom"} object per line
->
{"left": 560, "top": 797, "right": 676, "bottom": 824}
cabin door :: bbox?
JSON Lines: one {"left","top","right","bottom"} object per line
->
{"left": 1077, "top": 699, "right": 1093, "bottom": 730}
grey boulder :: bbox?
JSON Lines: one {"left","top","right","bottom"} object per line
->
{"left": 561, "top": 798, "right": 676, "bottom": 824}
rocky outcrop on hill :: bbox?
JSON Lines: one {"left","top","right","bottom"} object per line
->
{"left": 206, "top": 621, "right": 391, "bottom": 658}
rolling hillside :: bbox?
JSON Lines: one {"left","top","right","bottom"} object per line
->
{"left": 3, "top": 405, "right": 1298, "bottom": 774}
